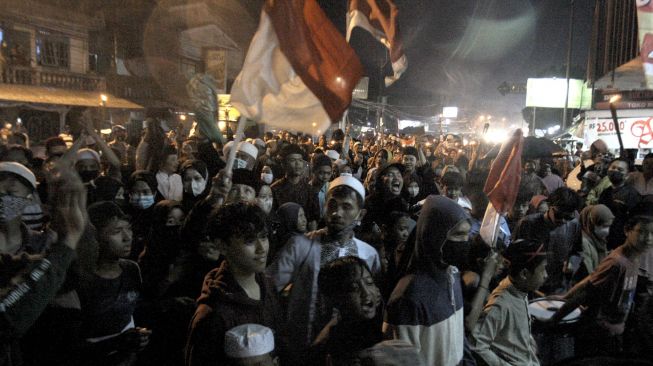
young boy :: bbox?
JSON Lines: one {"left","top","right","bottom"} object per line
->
{"left": 470, "top": 239, "right": 547, "bottom": 365}
{"left": 79, "top": 201, "right": 151, "bottom": 364}
{"left": 549, "top": 208, "right": 653, "bottom": 357}
{"left": 186, "top": 202, "right": 282, "bottom": 366}
{"left": 311, "top": 256, "right": 383, "bottom": 365}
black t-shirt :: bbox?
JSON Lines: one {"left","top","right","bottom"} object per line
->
{"left": 79, "top": 259, "right": 142, "bottom": 338}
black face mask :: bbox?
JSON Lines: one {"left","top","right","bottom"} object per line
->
{"left": 441, "top": 240, "right": 470, "bottom": 269}
{"left": 79, "top": 170, "right": 99, "bottom": 183}
{"left": 607, "top": 170, "right": 624, "bottom": 185}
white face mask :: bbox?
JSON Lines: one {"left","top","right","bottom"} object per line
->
{"left": 261, "top": 173, "right": 273, "bottom": 185}
{"left": 234, "top": 158, "right": 247, "bottom": 169}
{"left": 594, "top": 226, "right": 610, "bottom": 240}
{"left": 191, "top": 178, "right": 207, "bottom": 196}
{"left": 257, "top": 197, "right": 273, "bottom": 215}
{"left": 407, "top": 187, "right": 419, "bottom": 197}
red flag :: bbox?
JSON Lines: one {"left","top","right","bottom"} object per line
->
{"left": 231, "top": 0, "right": 364, "bottom": 133}
{"left": 347, "top": 0, "right": 407, "bottom": 86}
{"left": 483, "top": 129, "right": 524, "bottom": 214}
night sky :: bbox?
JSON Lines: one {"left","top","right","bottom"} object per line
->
{"left": 337, "top": 0, "right": 596, "bottom": 124}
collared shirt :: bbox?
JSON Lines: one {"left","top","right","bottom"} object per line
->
{"left": 471, "top": 277, "right": 540, "bottom": 366}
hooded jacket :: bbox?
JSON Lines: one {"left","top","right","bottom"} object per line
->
{"left": 385, "top": 196, "right": 473, "bottom": 366}
{"left": 185, "top": 261, "right": 282, "bottom": 366}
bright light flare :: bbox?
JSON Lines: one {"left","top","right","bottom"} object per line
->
{"left": 483, "top": 129, "right": 508, "bottom": 143}
{"left": 609, "top": 95, "right": 621, "bottom": 104}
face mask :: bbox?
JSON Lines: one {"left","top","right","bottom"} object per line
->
{"left": 130, "top": 194, "right": 155, "bottom": 209}
{"left": 594, "top": 226, "right": 610, "bottom": 240}
{"left": 191, "top": 179, "right": 207, "bottom": 197}
{"left": 407, "top": 187, "right": 419, "bottom": 197}
{"left": 257, "top": 197, "right": 273, "bottom": 215}
{"left": 261, "top": 173, "right": 273, "bottom": 185}
{"left": 607, "top": 170, "right": 624, "bottom": 185}
{"left": 79, "top": 170, "right": 99, "bottom": 183}
{"left": 0, "top": 194, "right": 31, "bottom": 223}
{"left": 441, "top": 240, "right": 470, "bottom": 268}
{"left": 234, "top": 158, "right": 247, "bottom": 169}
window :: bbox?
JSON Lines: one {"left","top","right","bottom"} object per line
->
{"left": 36, "top": 31, "right": 69, "bottom": 69}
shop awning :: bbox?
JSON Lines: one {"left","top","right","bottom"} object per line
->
{"left": 0, "top": 84, "right": 143, "bottom": 109}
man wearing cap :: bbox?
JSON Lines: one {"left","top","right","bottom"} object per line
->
{"left": 235, "top": 142, "right": 259, "bottom": 171}
{"left": 109, "top": 125, "right": 135, "bottom": 167}
{"left": 0, "top": 162, "right": 87, "bottom": 366}
{"left": 0, "top": 162, "right": 48, "bottom": 254}
{"left": 268, "top": 175, "right": 380, "bottom": 363}
{"left": 271, "top": 144, "right": 319, "bottom": 230}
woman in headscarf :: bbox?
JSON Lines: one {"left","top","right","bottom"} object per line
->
{"left": 138, "top": 200, "right": 186, "bottom": 299}
{"left": 124, "top": 170, "right": 160, "bottom": 259}
{"left": 180, "top": 159, "right": 210, "bottom": 213}
{"left": 273, "top": 202, "right": 307, "bottom": 257}
{"left": 384, "top": 195, "right": 475, "bottom": 366}
{"left": 573, "top": 204, "right": 614, "bottom": 284}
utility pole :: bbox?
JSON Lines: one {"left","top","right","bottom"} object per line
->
{"left": 563, "top": 0, "right": 575, "bottom": 131}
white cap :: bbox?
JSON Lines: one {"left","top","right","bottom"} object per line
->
{"left": 223, "top": 141, "right": 235, "bottom": 157}
{"left": 329, "top": 175, "right": 365, "bottom": 203}
{"left": 237, "top": 142, "right": 259, "bottom": 159}
{"left": 334, "top": 158, "right": 348, "bottom": 167}
{"left": 224, "top": 324, "right": 275, "bottom": 359}
{"left": 0, "top": 162, "right": 37, "bottom": 190}
{"left": 325, "top": 150, "right": 339, "bottom": 160}
{"left": 76, "top": 148, "right": 100, "bottom": 163}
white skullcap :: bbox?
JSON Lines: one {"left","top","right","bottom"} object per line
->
{"left": 334, "top": 158, "right": 348, "bottom": 167}
{"left": 0, "top": 162, "right": 37, "bottom": 190}
{"left": 223, "top": 141, "right": 235, "bottom": 157}
{"left": 224, "top": 324, "right": 275, "bottom": 359}
{"left": 325, "top": 150, "right": 339, "bottom": 160}
{"left": 329, "top": 175, "right": 365, "bottom": 203}
{"left": 237, "top": 142, "right": 258, "bottom": 159}
{"left": 76, "top": 148, "right": 100, "bottom": 163}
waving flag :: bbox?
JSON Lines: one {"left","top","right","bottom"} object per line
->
{"left": 636, "top": 0, "right": 653, "bottom": 89}
{"left": 230, "top": 0, "right": 364, "bottom": 134}
{"left": 347, "top": 0, "right": 407, "bottom": 86}
{"left": 480, "top": 129, "right": 524, "bottom": 247}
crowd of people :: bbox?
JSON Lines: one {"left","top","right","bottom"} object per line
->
{"left": 1, "top": 115, "right": 652, "bottom": 366}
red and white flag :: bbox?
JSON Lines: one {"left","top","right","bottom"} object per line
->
{"left": 230, "top": 0, "right": 364, "bottom": 134}
{"left": 636, "top": 0, "right": 653, "bottom": 89}
{"left": 479, "top": 129, "right": 524, "bottom": 247}
{"left": 347, "top": 0, "right": 407, "bottom": 86}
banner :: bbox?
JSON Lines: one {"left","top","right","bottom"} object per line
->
{"left": 636, "top": 0, "right": 653, "bottom": 89}
{"left": 583, "top": 116, "right": 653, "bottom": 149}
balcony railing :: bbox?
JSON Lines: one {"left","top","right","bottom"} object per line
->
{"left": 1, "top": 65, "right": 106, "bottom": 92}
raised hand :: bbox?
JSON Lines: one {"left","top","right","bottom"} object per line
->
{"left": 48, "top": 161, "right": 88, "bottom": 250}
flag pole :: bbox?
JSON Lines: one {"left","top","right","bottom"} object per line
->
{"left": 224, "top": 116, "right": 247, "bottom": 173}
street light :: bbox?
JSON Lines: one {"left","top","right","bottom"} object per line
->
{"left": 100, "top": 94, "right": 108, "bottom": 105}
